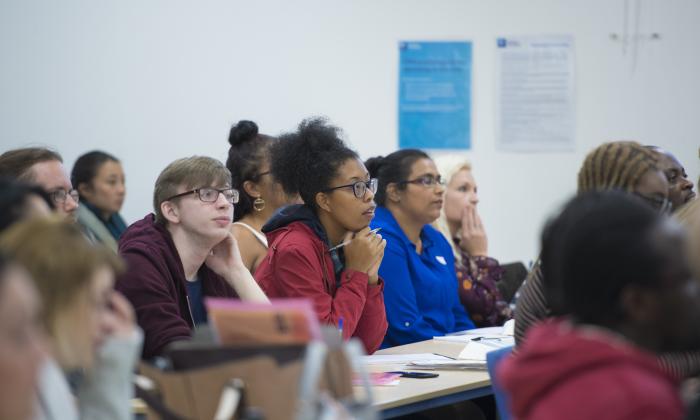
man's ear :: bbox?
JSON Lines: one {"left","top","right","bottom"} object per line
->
{"left": 242, "top": 180, "right": 261, "bottom": 199}
{"left": 161, "top": 200, "right": 181, "bottom": 225}
{"left": 386, "top": 182, "right": 401, "bottom": 203}
{"left": 620, "top": 285, "right": 658, "bottom": 325}
{"left": 315, "top": 192, "right": 332, "bottom": 213}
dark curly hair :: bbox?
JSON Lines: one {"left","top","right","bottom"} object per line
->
{"left": 365, "top": 149, "right": 430, "bottom": 206}
{"left": 541, "top": 190, "right": 662, "bottom": 325}
{"left": 226, "top": 120, "right": 276, "bottom": 221}
{"left": 270, "top": 117, "right": 358, "bottom": 210}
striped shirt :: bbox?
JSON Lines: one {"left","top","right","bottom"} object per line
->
{"left": 514, "top": 259, "right": 700, "bottom": 378}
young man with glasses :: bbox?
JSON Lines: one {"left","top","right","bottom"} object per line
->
{"left": 116, "top": 156, "right": 268, "bottom": 359}
{"left": 0, "top": 147, "right": 79, "bottom": 220}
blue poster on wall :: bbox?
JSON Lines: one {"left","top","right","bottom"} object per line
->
{"left": 399, "top": 41, "right": 472, "bottom": 149}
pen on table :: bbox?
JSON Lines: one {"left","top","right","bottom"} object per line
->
{"left": 328, "top": 228, "right": 382, "bottom": 252}
{"left": 471, "top": 337, "right": 503, "bottom": 348}
{"left": 432, "top": 352, "right": 456, "bottom": 360}
{"left": 470, "top": 336, "right": 503, "bottom": 342}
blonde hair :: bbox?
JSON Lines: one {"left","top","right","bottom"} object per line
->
{"left": 432, "top": 154, "right": 473, "bottom": 265}
{"left": 0, "top": 217, "right": 123, "bottom": 370}
{"left": 153, "top": 156, "right": 232, "bottom": 224}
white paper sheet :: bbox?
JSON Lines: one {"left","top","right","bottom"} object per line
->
{"left": 496, "top": 35, "right": 576, "bottom": 151}
{"left": 407, "top": 359, "right": 487, "bottom": 370}
{"left": 361, "top": 353, "right": 452, "bottom": 365}
{"left": 434, "top": 321, "right": 516, "bottom": 344}
{"left": 457, "top": 338, "right": 514, "bottom": 361}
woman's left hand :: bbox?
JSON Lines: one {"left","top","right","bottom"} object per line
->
{"left": 458, "top": 205, "right": 488, "bottom": 257}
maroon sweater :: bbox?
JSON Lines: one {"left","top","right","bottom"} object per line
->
{"left": 116, "top": 214, "right": 238, "bottom": 359}
{"left": 500, "top": 320, "right": 683, "bottom": 420}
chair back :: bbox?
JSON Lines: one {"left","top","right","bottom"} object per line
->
{"left": 486, "top": 345, "right": 514, "bottom": 420}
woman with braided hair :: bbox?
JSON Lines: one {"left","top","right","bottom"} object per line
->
{"left": 514, "top": 141, "right": 700, "bottom": 378}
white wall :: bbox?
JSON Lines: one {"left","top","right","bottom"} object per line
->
{"left": 1, "top": 0, "right": 698, "bottom": 264}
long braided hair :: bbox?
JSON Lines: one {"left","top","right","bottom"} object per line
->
{"left": 577, "top": 141, "right": 659, "bottom": 193}
{"left": 538, "top": 141, "right": 661, "bottom": 316}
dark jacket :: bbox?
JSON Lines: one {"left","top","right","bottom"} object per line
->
{"left": 255, "top": 205, "right": 387, "bottom": 354}
{"left": 499, "top": 319, "right": 683, "bottom": 420}
{"left": 116, "top": 214, "right": 238, "bottom": 359}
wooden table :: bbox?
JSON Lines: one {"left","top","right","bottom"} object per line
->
{"left": 363, "top": 339, "right": 492, "bottom": 419}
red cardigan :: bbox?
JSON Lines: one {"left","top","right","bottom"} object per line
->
{"left": 255, "top": 221, "right": 387, "bottom": 354}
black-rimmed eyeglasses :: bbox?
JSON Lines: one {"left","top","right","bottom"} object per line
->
{"left": 166, "top": 187, "right": 240, "bottom": 204}
{"left": 398, "top": 175, "right": 446, "bottom": 188}
{"left": 50, "top": 188, "right": 80, "bottom": 204}
{"left": 322, "top": 178, "right": 378, "bottom": 199}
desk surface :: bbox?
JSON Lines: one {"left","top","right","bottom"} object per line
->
{"left": 365, "top": 339, "right": 492, "bottom": 417}
{"left": 134, "top": 339, "right": 493, "bottom": 419}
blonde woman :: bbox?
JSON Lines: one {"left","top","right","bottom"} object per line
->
{"left": 433, "top": 155, "right": 512, "bottom": 327}
{"left": 0, "top": 252, "right": 44, "bottom": 420}
{"left": 0, "top": 218, "right": 142, "bottom": 420}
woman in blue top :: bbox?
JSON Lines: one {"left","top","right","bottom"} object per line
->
{"left": 366, "top": 149, "right": 474, "bottom": 347}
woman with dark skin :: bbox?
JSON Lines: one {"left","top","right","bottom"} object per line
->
{"left": 646, "top": 146, "right": 695, "bottom": 210}
{"left": 254, "top": 117, "right": 387, "bottom": 353}
{"left": 226, "top": 120, "right": 299, "bottom": 273}
{"left": 515, "top": 141, "right": 700, "bottom": 379}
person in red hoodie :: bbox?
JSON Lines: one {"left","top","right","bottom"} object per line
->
{"left": 499, "top": 191, "right": 700, "bottom": 420}
{"left": 255, "top": 117, "right": 388, "bottom": 354}
{"left": 117, "top": 156, "right": 268, "bottom": 359}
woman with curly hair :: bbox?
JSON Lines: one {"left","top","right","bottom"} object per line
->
{"left": 254, "top": 117, "right": 387, "bottom": 353}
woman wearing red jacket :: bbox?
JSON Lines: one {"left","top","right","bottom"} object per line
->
{"left": 254, "top": 117, "right": 387, "bottom": 354}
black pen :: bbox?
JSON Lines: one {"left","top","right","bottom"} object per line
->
{"left": 432, "top": 352, "right": 456, "bottom": 360}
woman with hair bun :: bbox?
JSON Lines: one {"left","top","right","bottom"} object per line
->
{"left": 226, "top": 120, "right": 299, "bottom": 273}
{"left": 367, "top": 150, "right": 474, "bottom": 348}
{"left": 254, "top": 117, "right": 387, "bottom": 353}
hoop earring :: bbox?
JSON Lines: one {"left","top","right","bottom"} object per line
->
{"left": 253, "top": 197, "right": 266, "bottom": 212}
